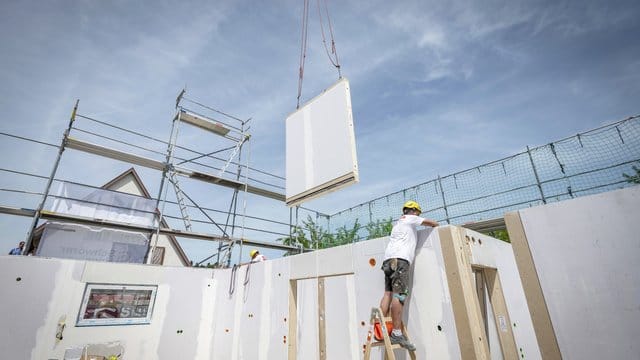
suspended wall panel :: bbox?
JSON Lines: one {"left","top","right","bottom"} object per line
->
{"left": 286, "top": 78, "right": 359, "bottom": 206}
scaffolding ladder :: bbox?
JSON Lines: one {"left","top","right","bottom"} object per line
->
{"left": 363, "top": 307, "right": 416, "bottom": 360}
{"left": 167, "top": 169, "right": 192, "bottom": 232}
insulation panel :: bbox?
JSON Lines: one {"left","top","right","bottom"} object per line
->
{"left": 286, "top": 78, "right": 359, "bottom": 206}
{"left": 1, "top": 226, "right": 536, "bottom": 359}
{"left": 507, "top": 186, "right": 640, "bottom": 360}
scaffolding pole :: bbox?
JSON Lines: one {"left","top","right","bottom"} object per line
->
{"left": 526, "top": 146, "right": 547, "bottom": 204}
{"left": 23, "top": 100, "right": 79, "bottom": 255}
{"left": 146, "top": 99, "right": 185, "bottom": 264}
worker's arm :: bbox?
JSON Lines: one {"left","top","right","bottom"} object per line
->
{"left": 421, "top": 218, "right": 439, "bottom": 227}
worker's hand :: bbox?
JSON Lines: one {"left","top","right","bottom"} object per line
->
{"left": 422, "top": 219, "right": 439, "bottom": 227}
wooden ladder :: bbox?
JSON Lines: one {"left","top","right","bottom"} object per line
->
{"left": 363, "top": 307, "right": 416, "bottom": 360}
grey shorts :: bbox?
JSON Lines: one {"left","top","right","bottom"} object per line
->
{"left": 382, "top": 258, "right": 410, "bottom": 295}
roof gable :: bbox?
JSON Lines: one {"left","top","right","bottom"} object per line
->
{"left": 100, "top": 167, "right": 191, "bottom": 266}
{"left": 101, "top": 167, "right": 152, "bottom": 198}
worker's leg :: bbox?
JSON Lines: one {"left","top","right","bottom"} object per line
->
{"left": 390, "top": 295, "right": 404, "bottom": 329}
{"left": 387, "top": 259, "right": 415, "bottom": 350}
{"left": 389, "top": 258, "right": 411, "bottom": 333}
{"left": 380, "top": 259, "right": 394, "bottom": 316}
{"left": 389, "top": 258, "right": 410, "bottom": 324}
{"left": 380, "top": 291, "right": 393, "bottom": 316}
{"left": 389, "top": 292, "right": 415, "bottom": 351}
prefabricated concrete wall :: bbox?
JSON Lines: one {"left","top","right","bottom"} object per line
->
{"left": 506, "top": 186, "right": 640, "bottom": 359}
{"left": 0, "top": 225, "right": 536, "bottom": 359}
{"left": 0, "top": 256, "right": 213, "bottom": 359}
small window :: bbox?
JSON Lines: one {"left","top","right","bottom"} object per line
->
{"left": 77, "top": 284, "right": 157, "bottom": 326}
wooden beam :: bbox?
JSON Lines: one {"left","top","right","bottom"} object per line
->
{"left": 184, "top": 169, "right": 285, "bottom": 201}
{"left": 0, "top": 206, "right": 36, "bottom": 217}
{"left": 288, "top": 279, "right": 298, "bottom": 360}
{"left": 318, "top": 278, "right": 327, "bottom": 360}
{"left": 66, "top": 137, "right": 285, "bottom": 201}
{"left": 66, "top": 137, "right": 165, "bottom": 171}
{"left": 484, "top": 268, "right": 519, "bottom": 359}
{"left": 289, "top": 272, "right": 354, "bottom": 282}
{"left": 439, "top": 226, "right": 490, "bottom": 359}
{"left": 177, "top": 110, "right": 231, "bottom": 136}
{"left": 505, "top": 212, "right": 562, "bottom": 359}
{"left": 286, "top": 173, "right": 357, "bottom": 207}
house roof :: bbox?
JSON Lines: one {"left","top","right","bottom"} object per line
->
{"left": 102, "top": 167, "right": 153, "bottom": 197}
{"left": 102, "top": 167, "right": 191, "bottom": 266}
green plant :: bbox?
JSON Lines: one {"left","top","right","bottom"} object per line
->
{"left": 366, "top": 217, "right": 393, "bottom": 239}
{"left": 623, "top": 162, "right": 640, "bottom": 184}
{"left": 301, "top": 216, "right": 333, "bottom": 249}
{"left": 279, "top": 217, "right": 368, "bottom": 253}
{"left": 277, "top": 217, "right": 402, "bottom": 254}
{"left": 483, "top": 229, "right": 510, "bottom": 243}
{"left": 278, "top": 223, "right": 310, "bottom": 256}
{"left": 332, "top": 219, "right": 362, "bottom": 246}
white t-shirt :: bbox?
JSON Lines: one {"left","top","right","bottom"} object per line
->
{"left": 384, "top": 215, "right": 426, "bottom": 264}
{"left": 251, "top": 254, "right": 267, "bottom": 262}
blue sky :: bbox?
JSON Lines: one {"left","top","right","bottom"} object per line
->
{"left": 1, "top": 0, "right": 639, "bottom": 261}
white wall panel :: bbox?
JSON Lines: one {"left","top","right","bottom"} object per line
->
{"left": 263, "top": 260, "right": 290, "bottom": 359}
{"left": 156, "top": 268, "right": 211, "bottom": 359}
{"left": 289, "top": 250, "right": 317, "bottom": 279}
{"left": 351, "top": 235, "right": 390, "bottom": 359}
{"left": 296, "top": 278, "right": 319, "bottom": 359}
{"left": 351, "top": 228, "right": 461, "bottom": 359}
{"left": 0, "top": 224, "right": 543, "bottom": 360}
{"left": 317, "top": 243, "right": 354, "bottom": 277}
{"left": 517, "top": 186, "right": 640, "bottom": 359}
{"left": 407, "top": 228, "right": 461, "bottom": 359}
{"left": 324, "top": 274, "right": 360, "bottom": 359}
{"left": 236, "top": 262, "right": 267, "bottom": 360}
{"left": 210, "top": 267, "right": 238, "bottom": 359}
{"left": 285, "top": 78, "right": 358, "bottom": 206}
{"left": 0, "top": 257, "right": 70, "bottom": 359}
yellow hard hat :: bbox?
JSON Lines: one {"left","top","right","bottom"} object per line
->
{"left": 403, "top": 200, "right": 422, "bottom": 213}
{"left": 250, "top": 249, "right": 259, "bottom": 258}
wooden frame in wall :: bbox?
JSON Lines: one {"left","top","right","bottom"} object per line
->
{"left": 505, "top": 212, "right": 562, "bottom": 359}
{"left": 288, "top": 272, "right": 354, "bottom": 360}
{"left": 439, "top": 226, "right": 519, "bottom": 359}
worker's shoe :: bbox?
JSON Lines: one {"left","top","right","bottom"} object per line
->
{"left": 389, "top": 333, "right": 416, "bottom": 351}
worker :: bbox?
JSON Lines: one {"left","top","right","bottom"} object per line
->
{"left": 249, "top": 249, "right": 266, "bottom": 262}
{"left": 379, "top": 201, "right": 439, "bottom": 350}
{"left": 8, "top": 241, "right": 25, "bottom": 255}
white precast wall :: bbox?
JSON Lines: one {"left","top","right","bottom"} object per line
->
{"left": 285, "top": 78, "right": 359, "bottom": 206}
{"left": 0, "top": 256, "right": 214, "bottom": 359}
{"left": 0, "top": 225, "right": 537, "bottom": 359}
{"left": 507, "top": 186, "right": 640, "bottom": 359}
{"left": 283, "top": 227, "right": 462, "bottom": 359}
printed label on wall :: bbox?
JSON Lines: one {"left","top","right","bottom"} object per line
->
{"left": 498, "top": 315, "right": 508, "bottom": 332}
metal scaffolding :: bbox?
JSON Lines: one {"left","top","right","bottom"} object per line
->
{"left": 2, "top": 93, "right": 308, "bottom": 265}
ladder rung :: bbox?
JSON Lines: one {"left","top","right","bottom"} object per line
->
{"left": 370, "top": 342, "right": 402, "bottom": 349}
{"left": 364, "top": 307, "right": 416, "bottom": 360}
{"left": 371, "top": 317, "right": 393, "bottom": 325}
